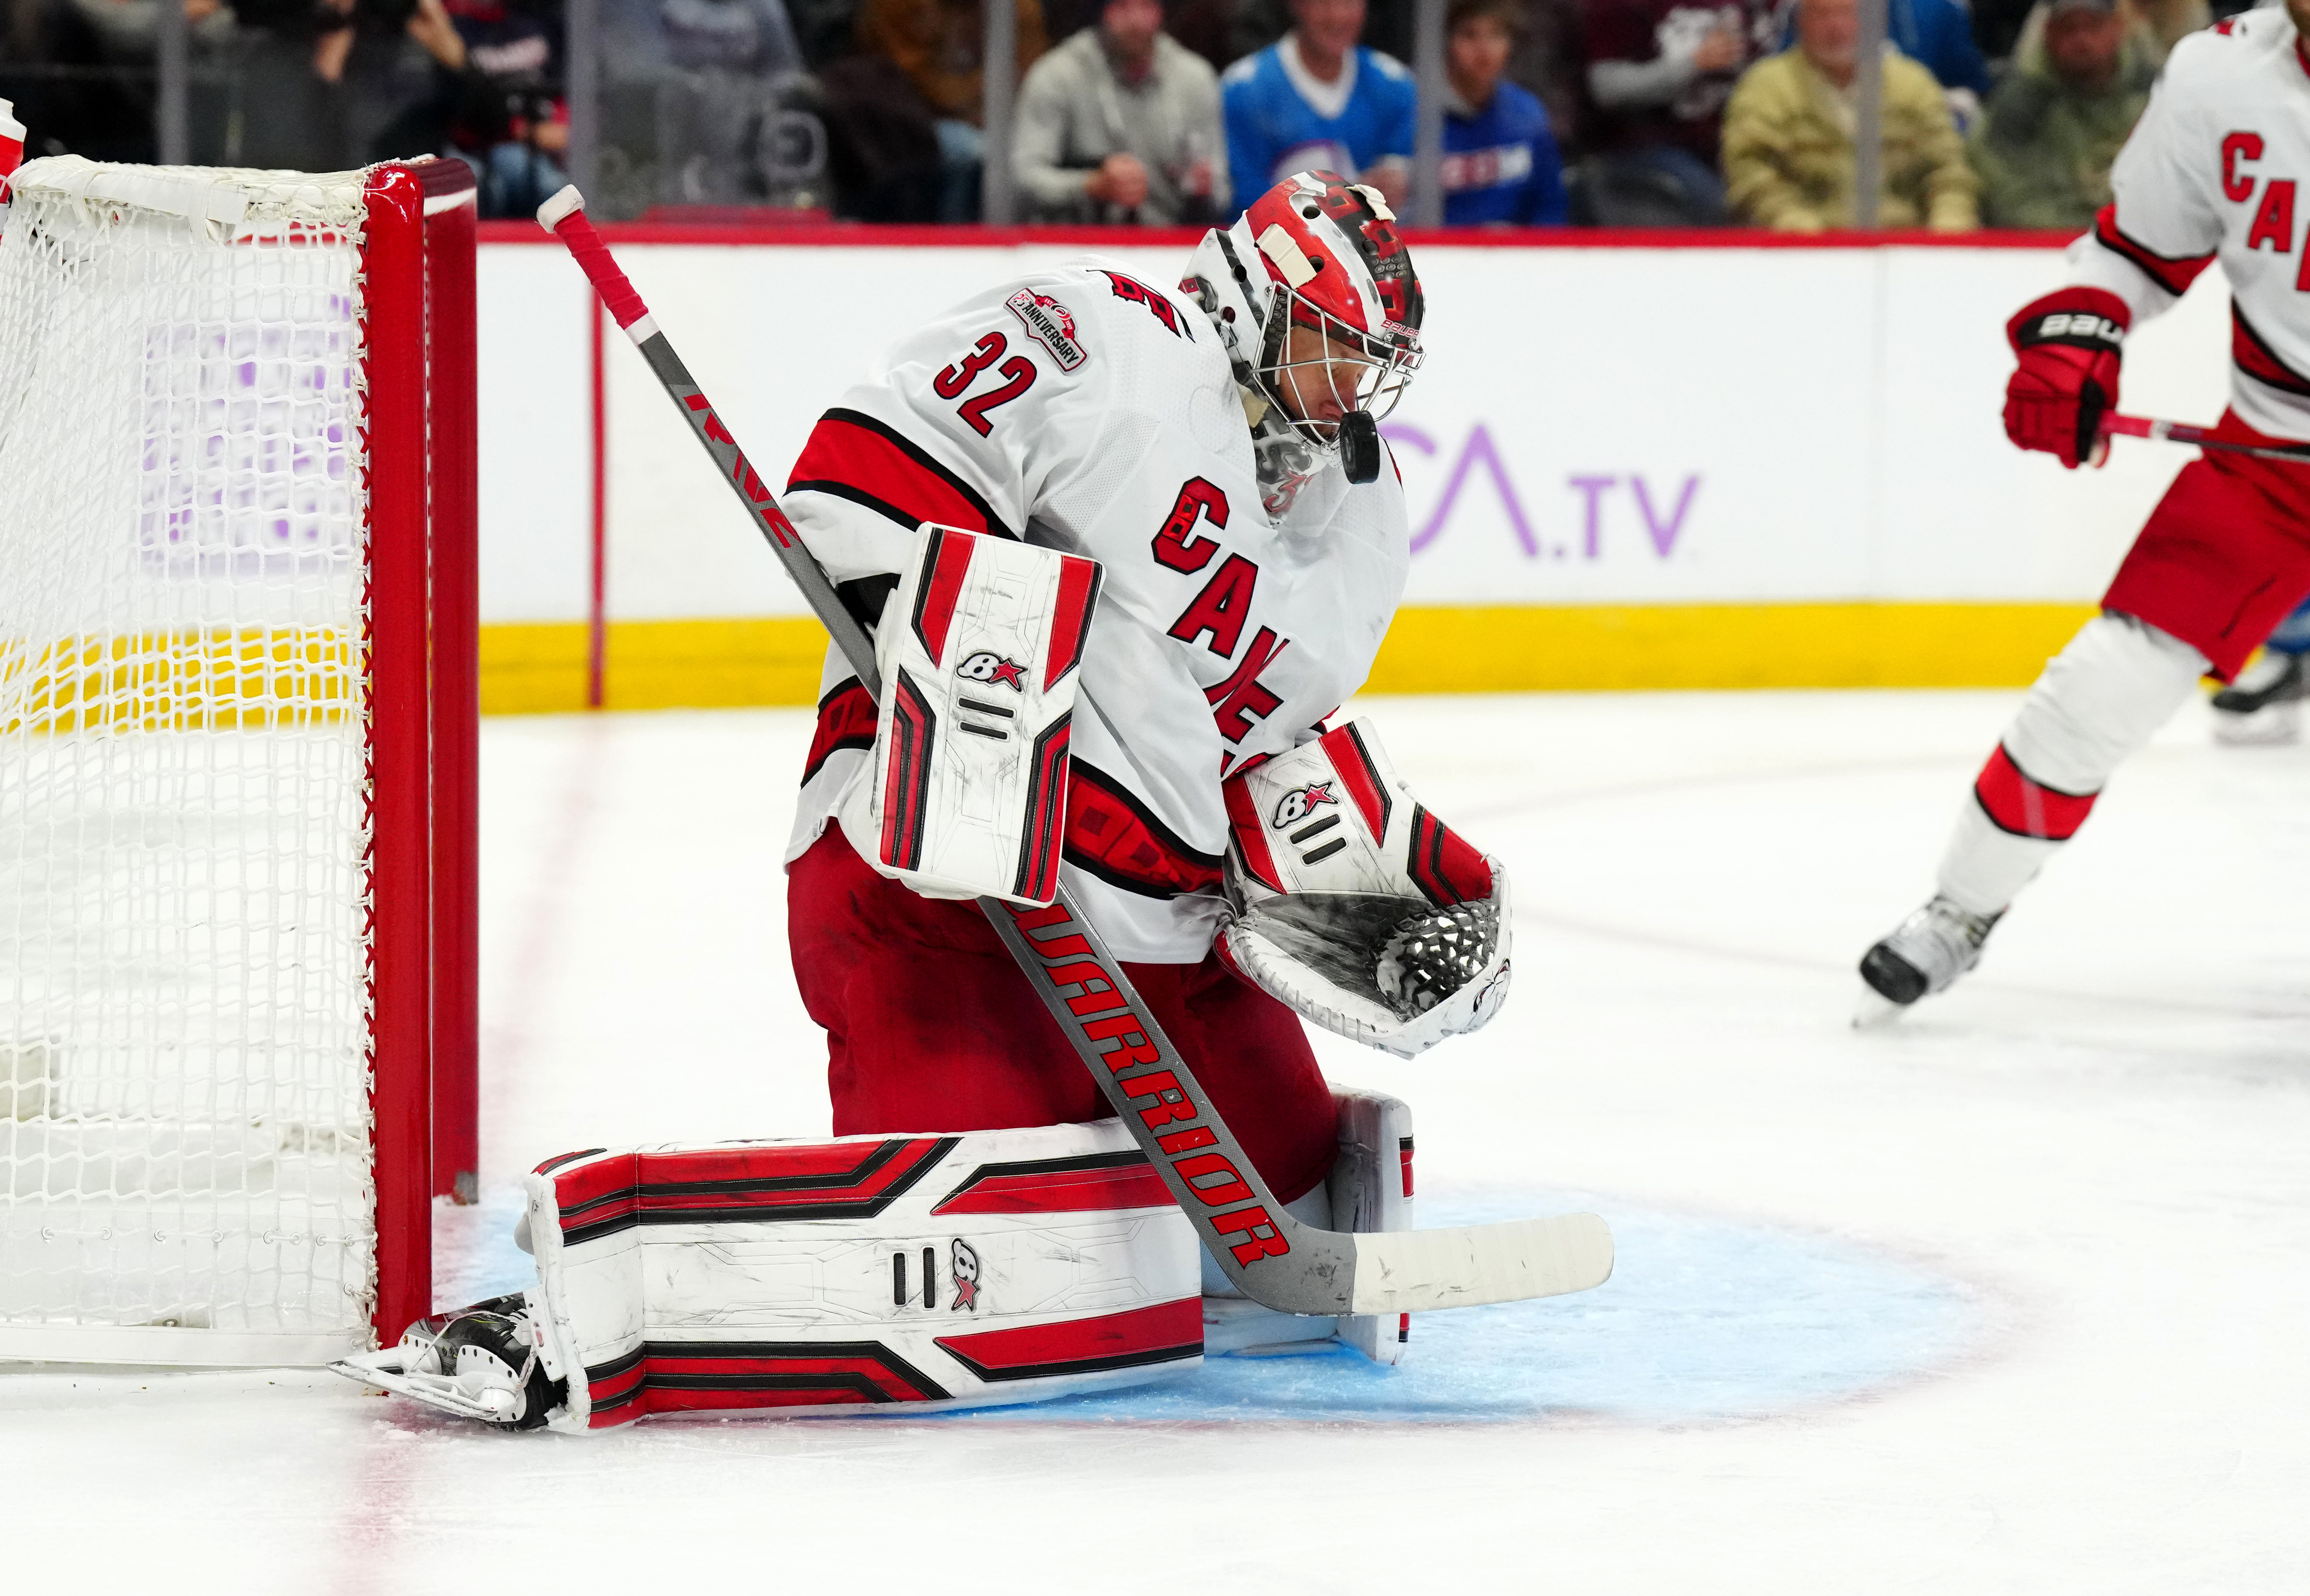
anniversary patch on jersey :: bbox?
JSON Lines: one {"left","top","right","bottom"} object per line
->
{"left": 1005, "top": 289, "right": 1088, "bottom": 371}
{"left": 1096, "top": 270, "right": 1194, "bottom": 341}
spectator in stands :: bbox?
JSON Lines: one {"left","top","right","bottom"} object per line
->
{"left": 443, "top": 0, "right": 567, "bottom": 219}
{"left": 1721, "top": 0, "right": 1977, "bottom": 230}
{"left": 1579, "top": 0, "right": 1771, "bottom": 218}
{"left": 1219, "top": 0, "right": 1414, "bottom": 215}
{"left": 1505, "top": 0, "right": 1585, "bottom": 157}
{"left": 1442, "top": 0, "right": 1565, "bottom": 223}
{"left": 2122, "top": 0, "right": 2206, "bottom": 61}
{"left": 1012, "top": 0, "right": 1225, "bottom": 221}
{"left": 1969, "top": 0, "right": 2149, "bottom": 229}
{"left": 857, "top": 0, "right": 1046, "bottom": 219}
{"left": 1770, "top": 0, "right": 1991, "bottom": 121}
{"left": 1215, "top": 0, "right": 1412, "bottom": 71}
{"left": 8, "top": 0, "right": 233, "bottom": 161}
{"left": 2003, "top": 0, "right": 2204, "bottom": 73}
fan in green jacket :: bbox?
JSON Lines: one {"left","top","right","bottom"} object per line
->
{"left": 1721, "top": 0, "right": 1979, "bottom": 230}
{"left": 1969, "top": 0, "right": 2157, "bottom": 231}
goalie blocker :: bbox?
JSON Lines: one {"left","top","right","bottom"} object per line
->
{"left": 849, "top": 523, "right": 1100, "bottom": 907}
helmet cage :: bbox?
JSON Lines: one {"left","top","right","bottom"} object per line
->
{"left": 1254, "top": 280, "right": 1422, "bottom": 449}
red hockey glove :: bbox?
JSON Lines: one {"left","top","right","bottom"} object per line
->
{"left": 2003, "top": 287, "right": 2130, "bottom": 469}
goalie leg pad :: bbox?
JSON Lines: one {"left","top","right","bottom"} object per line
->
{"left": 1199, "top": 1087, "right": 1415, "bottom": 1365}
{"left": 1219, "top": 720, "right": 1511, "bottom": 1058}
{"left": 522, "top": 1120, "right": 1200, "bottom": 1431}
{"left": 849, "top": 523, "right": 1101, "bottom": 907}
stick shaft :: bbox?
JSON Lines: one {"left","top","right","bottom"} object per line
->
{"left": 2103, "top": 411, "right": 2310, "bottom": 465}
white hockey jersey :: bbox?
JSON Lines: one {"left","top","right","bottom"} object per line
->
{"left": 2071, "top": 6, "right": 2310, "bottom": 440}
{"left": 781, "top": 258, "right": 1412, "bottom": 963}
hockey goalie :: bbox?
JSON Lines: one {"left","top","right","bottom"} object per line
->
{"left": 1858, "top": 3, "right": 2310, "bottom": 1014}
{"left": 340, "top": 172, "right": 1522, "bottom": 1430}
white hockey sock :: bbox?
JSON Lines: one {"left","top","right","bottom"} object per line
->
{"left": 1937, "top": 612, "right": 2207, "bottom": 916}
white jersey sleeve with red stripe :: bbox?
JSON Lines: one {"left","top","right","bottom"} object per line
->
{"left": 2070, "top": 8, "right": 2310, "bottom": 439}
{"left": 780, "top": 255, "right": 1412, "bottom": 963}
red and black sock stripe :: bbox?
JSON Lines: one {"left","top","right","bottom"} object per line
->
{"left": 1973, "top": 743, "right": 2098, "bottom": 840}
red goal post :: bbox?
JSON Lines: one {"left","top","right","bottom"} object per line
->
{"left": 0, "top": 156, "right": 477, "bottom": 1364}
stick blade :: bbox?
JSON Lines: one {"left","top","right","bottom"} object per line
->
{"left": 1348, "top": 1212, "right": 1613, "bottom": 1314}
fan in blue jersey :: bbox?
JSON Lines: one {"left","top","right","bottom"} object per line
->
{"left": 1441, "top": 0, "right": 1568, "bottom": 225}
{"left": 1220, "top": 0, "right": 1417, "bottom": 219}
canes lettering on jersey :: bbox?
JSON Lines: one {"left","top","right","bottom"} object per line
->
{"left": 781, "top": 248, "right": 1414, "bottom": 962}
{"left": 2069, "top": 10, "right": 2310, "bottom": 434}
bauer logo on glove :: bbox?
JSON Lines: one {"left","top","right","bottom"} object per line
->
{"left": 1217, "top": 721, "right": 1511, "bottom": 1058}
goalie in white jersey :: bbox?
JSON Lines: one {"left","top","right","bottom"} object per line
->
{"left": 1860, "top": 2, "right": 2310, "bottom": 1011}
{"left": 340, "top": 172, "right": 1517, "bottom": 1430}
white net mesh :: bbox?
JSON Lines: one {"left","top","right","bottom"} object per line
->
{"left": 0, "top": 160, "right": 380, "bottom": 1352}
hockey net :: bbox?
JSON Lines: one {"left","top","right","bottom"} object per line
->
{"left": 0, "top": 156, "right": 477, "bottom": 1365}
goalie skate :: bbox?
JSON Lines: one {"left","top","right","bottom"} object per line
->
{"left": 1857, "top": 895, "right": 2002, "bottom": 1016}
{"left": 331, "top": 1295, "right": 565, "bottom": 1429}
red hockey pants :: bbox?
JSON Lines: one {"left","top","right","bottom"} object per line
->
{"left": 786, "top": 828, "right": 1338, "bottom": 1205}
{"left": 2102, "top": 409, "right": 2310, "bottom": 680}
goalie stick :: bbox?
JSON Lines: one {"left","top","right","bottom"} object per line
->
{"left": 2102, "top": 412, "right": 2310, "bottom": 466}
{"left": 535, "top": 187, "right": 1612, "bottom": 1317}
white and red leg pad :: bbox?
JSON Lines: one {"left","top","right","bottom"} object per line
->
{"left": 520, "top": 1120, "right": 1200, "bottom": 1431}
{"left": 1201, "top": 1086, "right": 1415, "bottom": 1365}
{"left": 851, "top": 522, "right": 1101, "bottom": 907}
{"left": 1218, "top": 719, "right": 1511, "bottom": 1058}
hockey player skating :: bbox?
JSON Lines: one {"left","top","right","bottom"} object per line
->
{"left": 2208, "top": 595, "right": 2310, "bottom": 743}
{"left": 1860, "top": 2, "right": 2310, "bottom": 1014}
{"left": 337, "top": 171, "right": 1611, "bottom": 1431}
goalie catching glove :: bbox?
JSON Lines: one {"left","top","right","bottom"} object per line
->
{"left": 851, "top": 523, "right": 1102, "bottom": 906}
{"left": 1217, "top": 721, "right": 1510, "bottom": 1058}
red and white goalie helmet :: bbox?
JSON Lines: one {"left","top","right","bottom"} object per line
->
{"left": 1181, "top": 170, "right": 1425, "bottom": 484}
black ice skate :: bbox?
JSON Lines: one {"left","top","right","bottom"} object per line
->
{"left": 2211, "top": 650, "right": 2305, "bottom": 746}
{"left": 1857, "top": 895, "right": 2003, "bottom": 1017}
{"left": 330, "top": 1294, "right": 565, "bottom": 1429}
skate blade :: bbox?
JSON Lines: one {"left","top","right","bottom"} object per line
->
{"left": 328, "top": 1349, "right": 518, "bottom": 1422}
{"left": 2212, "top": 703, "right": 2300, "bottom": 746}
{"left": 1852, "top": 984, "right": 1907, "bottom": 1029}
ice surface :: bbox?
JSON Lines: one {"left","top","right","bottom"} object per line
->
{"left": 8, "top": 690, "right": 2309, "bottom": 1594}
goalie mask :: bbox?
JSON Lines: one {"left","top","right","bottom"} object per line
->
{"left": 1181, "top": 171, "right": 1424, "bottom": 503}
